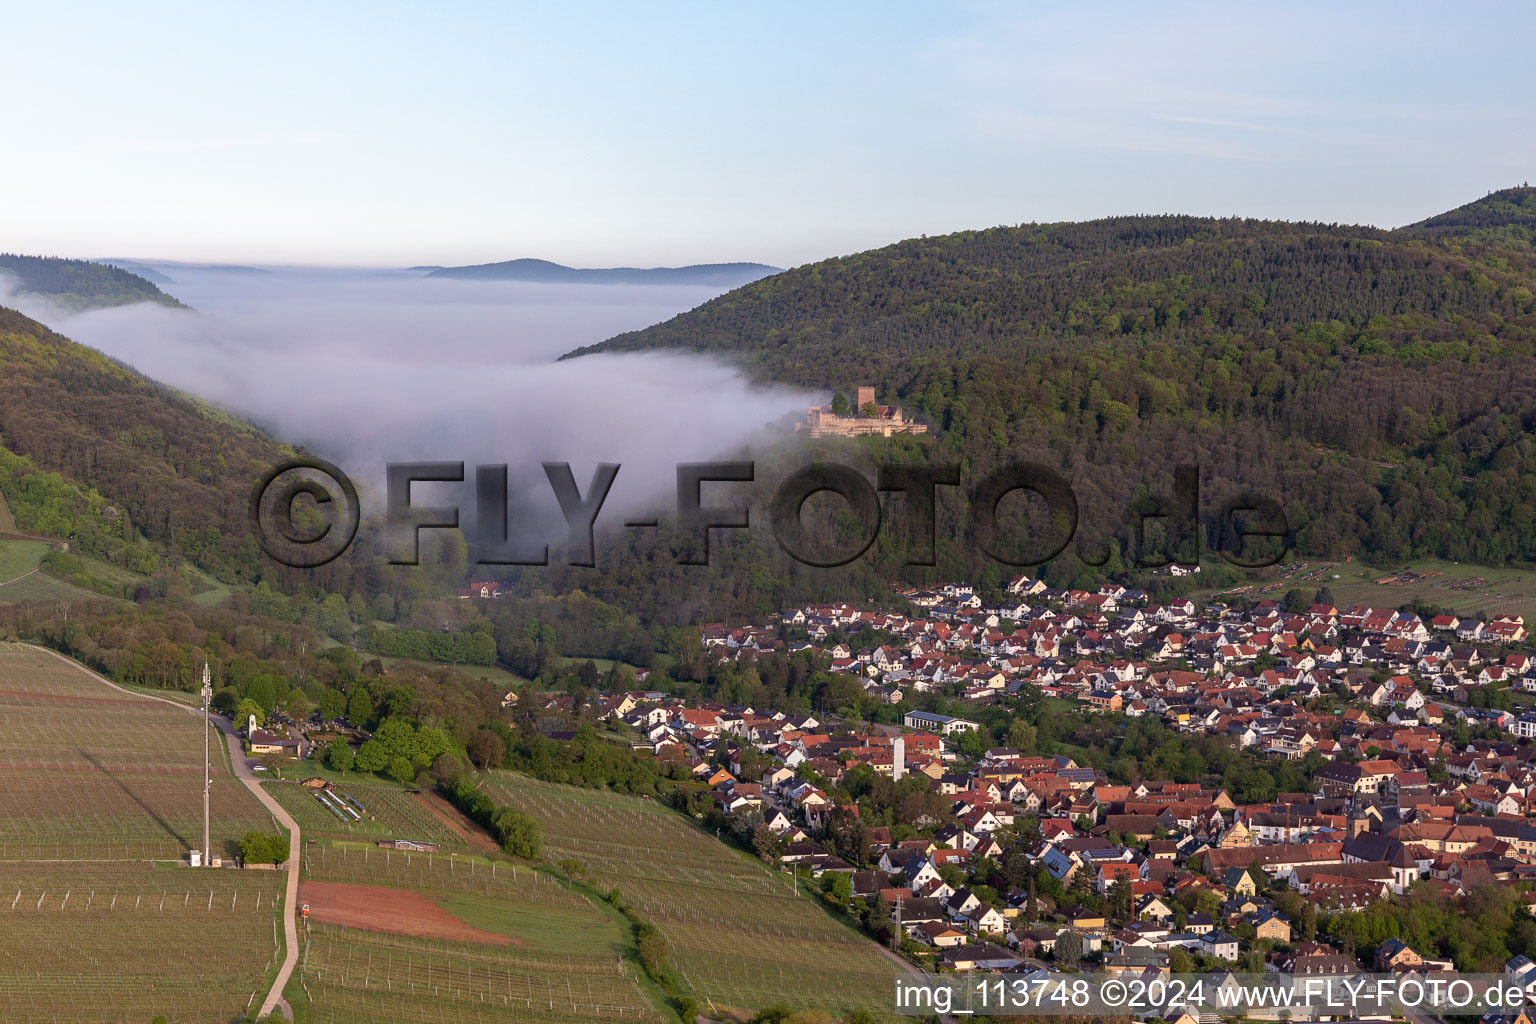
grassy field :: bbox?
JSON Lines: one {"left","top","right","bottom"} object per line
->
{"left": 184, "top": 563, "right": 243, "bottom": 608}
{"left": 0, "top": 643, "right": 288, "bottom": 1023}
{"left": 0, "top": 539, "right": 48, "bottom": 584}
{"left": 482, "top": 772, "right": 900, "bottom": 1022}
{"left": 1206, "top": 556, "right": 1536, "bottom": 620}
{"left": 298, "top": 844, "right": 665, "bottom": 1024}
{"left": 0, "top": 539, "right": 145, "bottom": 605}
{"left": 374, "top": 653, "right": 530, "bottom": 691}
{"left": 0, "top": 566, "right": 108, "bottom": 605}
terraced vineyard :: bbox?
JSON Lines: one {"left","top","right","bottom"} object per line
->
{"left": 0, "top": 643, "right": 279, "bottom": 860}
{"left": 0, "top": 644, "right": 288, "bottom": 1022}
{"left": 299, "top": 845, "right": 664, "bottom": 1024}
{"left": 482, "top": 773, "right": 900, "bottom": 1021}
{"left": 267, "top": 780, "right": 468, "bottom": 847}
{"left": 0, "top": 862, "right": 287, "bottom": 1023}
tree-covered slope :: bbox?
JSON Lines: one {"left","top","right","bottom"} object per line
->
{"left": 564, "top": 190, "right": 1536, "bottom": 568}
{"left": 0, "top": 254, "right": 185, "bottom": 310}
{"left": 0, "top": 307, "right": 290, "bottom": 579}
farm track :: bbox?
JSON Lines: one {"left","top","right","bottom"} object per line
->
{"left": 23, "top": 645, "right": 303, "bottom": 1021}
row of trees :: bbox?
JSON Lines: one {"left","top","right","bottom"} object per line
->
{"left": 436, "top": 775, "right": 542, "bottom": 858}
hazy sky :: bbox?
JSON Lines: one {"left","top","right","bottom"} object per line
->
{"left": 3, "top": 1, "right": 1532, "bottom": 267}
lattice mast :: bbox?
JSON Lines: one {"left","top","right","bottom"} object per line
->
{"left": 201, "top": 662, "right": 213, "bottom": 866}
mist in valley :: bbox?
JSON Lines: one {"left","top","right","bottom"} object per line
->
{"left": 6, "top": 265, "right": 812, "bottom": 546}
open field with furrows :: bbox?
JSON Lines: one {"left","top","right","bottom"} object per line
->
{"left": 0, "top": 841, "right": 287, "bottom": 1022}
{"left": 1208, "top": 557, "right": 1536, "bottom": 621}
{"left": 299, "top": 845, "right": 664, "bottom": 1024}
{"left": 265, "top": 780, "right": 469, "bottom": 848}
{"left": 0, "top": 643, "right": 279, "bottom": 860}
{"left": 482, "top": 773, "right": 901, "bottom": 1021}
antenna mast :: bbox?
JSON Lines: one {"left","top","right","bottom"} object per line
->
{"left": 201, "top": 662, "right": 213, "bottom": 867}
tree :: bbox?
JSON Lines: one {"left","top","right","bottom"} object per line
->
{"left": 260, "top": 751, "right": 287, "bottom": 778}
{"left": 324, "top": 739, "right": 354, "bottom": 772}
{"left": 371, "top": 593, "right": 396, "bottom": 622}
{"left": 374, "top": 718, "right": 417, "bottom": 762}
{"left": 751, "top": 823, "right": 781, "bottom": 862}
{"left": 346, "top": 686, "right": 373, "bottom": 726}
{"left": 245, "top": 674, "right": 282, "bottom": 715}
{"left": 468, "top": 728, "right": 507, "bottom": 768}
{"left": 317, "top": 687, "right": 347, "bottom": 722}
{"left": 1297, "top": 901, "right": 1318, "bottom": 941}
{"left": 1053, "top": 929, "right": 1083, "bottom": 963}
{"left": 1006, "top": 718, "right": 1038, "bottom": 755}
{"left": 860, "top": 401, "right": 879, "bottom": 417}
{"left": 235, "top": 698, "right": 264, "bottom": 729}
{"left": 238, "top": 830, "right": 288, "bottom": 865}
{"left": 830, "top": 392, "right": 849, "bottom": 416}
{"left": 431, "top": 752, "right": 465, "bottom": 781}
{"left": 1108, "top": 876, "right": 1134, "bottom": 921}
{"left": 353, "top": 738, "right": 388, "bottom": 773}
{"left": 386, "top": 756, "right": 415, "bottom": 784}
{"left": 286, "top": 688, "right": 311, "bottom": 723}
{"left": 494, "top": 808, "right": 543, "bottom": 859}
{"left": 413, "top": 725, "right": 451, "bottom": 770}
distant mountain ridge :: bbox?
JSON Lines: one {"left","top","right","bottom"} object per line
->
{"left": 0, "top": 254, "right": 185, "bottom": 311}
{"left": 425, "top": 257, "right": 779, "bottom": 287}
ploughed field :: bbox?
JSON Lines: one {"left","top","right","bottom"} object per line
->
{"left": 0, "top": 643, "right": 287, "bottom": 1023}
{"left": 482, "top": 772, "right": 901, "bottom": 1021}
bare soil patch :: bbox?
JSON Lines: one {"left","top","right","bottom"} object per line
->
{"left": 411, "top": 789, "right": 501, "bottom": 853}
{"left": 299, "top": 880, "right": 515, "bottom": 945}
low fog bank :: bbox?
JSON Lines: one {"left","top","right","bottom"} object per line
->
{"left": 7, "top": 265, "right": 812, "bottom": 529}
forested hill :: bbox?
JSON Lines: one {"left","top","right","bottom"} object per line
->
{"left": 0, "top": 306, "right": 291, "bottom": 579}
{"left": 426, "top": 257, "right": 780, "bottom": 286}
{"left": 0, "top": 254, "right": 185, "bottom": 311}
{"left": 1401, "top": 187, "right": 1536, "bottom": 244}
{"left": 564, "top": 189, "right": 1536, "bottom": 567}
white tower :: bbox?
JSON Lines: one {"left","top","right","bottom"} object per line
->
{"left": 892, "top": 736, "right": 905, "bottom": 782}
{"left": 201, "top": 662, "right": 213, "bottom": 867}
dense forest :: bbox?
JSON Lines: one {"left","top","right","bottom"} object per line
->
{"left": 0, "top": 254, "right": 184, "bottom": 310}
{"left": 7, "top": 193, "right": 1536, "bottom": 643}
{"left": 0, "top": 307, "right": 292, "bottom": 581}
{"left": 566, "top": 188, "right": 1536, "bottom": 577}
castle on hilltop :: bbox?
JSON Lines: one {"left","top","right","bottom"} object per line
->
{"left": 799, "top": 386, "right": 928, "bottom": 438}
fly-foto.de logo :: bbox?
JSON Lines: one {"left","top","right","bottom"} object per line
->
{"left": 251, "top": 460, "right": 1292, "bottom": 570}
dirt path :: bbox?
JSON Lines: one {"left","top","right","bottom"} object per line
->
{"left": 26, "top": 644, "right": 302, "bottom": 1021}
{"left": 411, "top": 789, "right": 501, "bottom": 853}
{"left": 0, "top": 566, "right": 39, "bottom": 589}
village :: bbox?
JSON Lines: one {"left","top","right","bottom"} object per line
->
{"left": 547, "top": 575, "right": 1536, "bottom": 1000}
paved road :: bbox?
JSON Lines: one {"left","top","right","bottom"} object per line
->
{"left": 29, "top": 645, "right": 302, "bottom": 1021}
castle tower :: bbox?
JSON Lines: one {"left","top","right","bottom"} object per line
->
{"left": 892, "top": 736, "right": 904, "bottom": 781}
{"left": 856, "top": 386, "right": 876, "bottom": 410}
